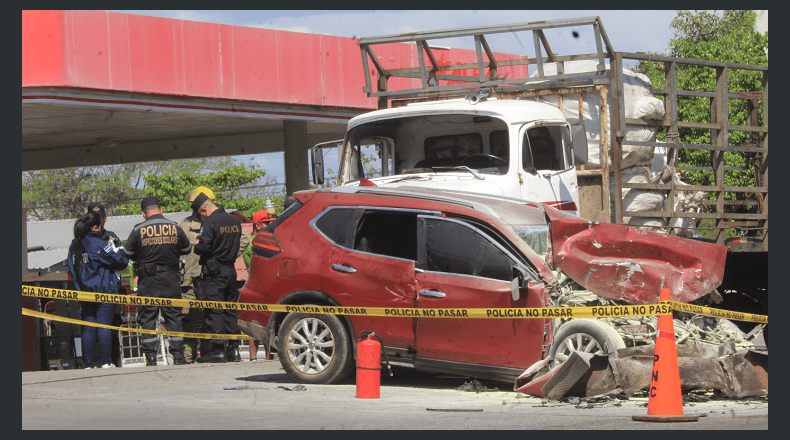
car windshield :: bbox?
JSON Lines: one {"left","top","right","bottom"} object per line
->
{"left": 508, "top": 225, "right": 549, "bottom": 259}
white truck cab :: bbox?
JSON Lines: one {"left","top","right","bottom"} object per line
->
{"left": 313, "top": 97, "right": 588, "bottom": 216}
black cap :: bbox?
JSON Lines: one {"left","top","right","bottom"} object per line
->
{"left": 141, "top": 196, "right": 160, "bottom": 210}
{"left": 191, "top": 193, "right": 209, "bottom": 211}
{"left": 87, "top": 202, "right": 107, "bottom": 217}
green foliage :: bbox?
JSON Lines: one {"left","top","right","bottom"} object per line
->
{"left": 23, "top": 158, "right": 234, "bottom": 221}
{"left": 312, "top": 149, "right": 382, "bottom": 189}
{"left": 115, "top": 163, "right": 266, "bottom": 215}
{"left": 635, "top": 10, "right": 767, "bottom": 235}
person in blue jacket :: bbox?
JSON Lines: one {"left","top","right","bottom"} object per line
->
{"left": 67, "top": 210, "right": 129, "bottom": 369}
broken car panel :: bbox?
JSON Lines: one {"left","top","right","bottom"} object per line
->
{"left": 544, "top": 205, "right": 728, "bottom": 305}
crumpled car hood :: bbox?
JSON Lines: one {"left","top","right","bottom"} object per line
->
{"left": 544, "top": 205, "right": 728, "bottom": 304}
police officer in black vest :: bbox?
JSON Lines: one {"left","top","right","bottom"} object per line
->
{"left": 191, "top": 193, "right": 244, "bottom": 363}
{"left": 124, "top": 196, "right": 192, "bottom": 366}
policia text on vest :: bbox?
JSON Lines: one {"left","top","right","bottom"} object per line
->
{"left": 124, "top": 196, "right": 192, "bottom": 366}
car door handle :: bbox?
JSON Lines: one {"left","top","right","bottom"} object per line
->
{"left": 331, "top": 264, "right": 356, "bottom": 274}
{"left": 418, "top": 290, "right": 446, "bottom": 298}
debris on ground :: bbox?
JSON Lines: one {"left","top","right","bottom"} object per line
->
{"left": 456, "top": 379, "right": 498, "bottom": 393}
{"left": 515, "top": 344, "right": 767, "bottom": 399}
{"left": 222, "top": 385, "right": 273, "bottom": 391}
{"left": 277, "top": 384, "right": 307, "bottom": 391}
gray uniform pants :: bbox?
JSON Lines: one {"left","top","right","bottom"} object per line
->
{"left": 137, "top": 271, "right": 185, "bottom": 356}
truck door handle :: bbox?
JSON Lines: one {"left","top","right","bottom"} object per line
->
{"left": 419, "top": 290, "right": 446, "bottom": 298}
{"left": 331, "top": 264, "right": 356, "bottom": 274}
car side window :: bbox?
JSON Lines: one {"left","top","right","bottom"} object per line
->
{"left": 418, "top": 217, "right": 514, "bottom": 282}
{"left": 353, "top": 212, "right": 417, "bottom": 261}
{"left": 314, "top": 208, "right": 418, "bottom": 261}
{"left": 313, "top": 208, "right": 363, "bottom": 249}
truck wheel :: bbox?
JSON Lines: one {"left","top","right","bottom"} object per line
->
{"left": 549, "top": 319, "right": 625, "bottom": 368}
{"left": 277, "top": 312, "right": 354, "bottom": 384}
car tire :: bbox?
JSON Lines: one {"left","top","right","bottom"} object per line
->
{"left": 277, "top": 312, "right": 354, "bottom": 384}
{"left": 548, "top": 319, "right": 625, "bottom": 368}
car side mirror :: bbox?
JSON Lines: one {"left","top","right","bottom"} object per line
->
{"left": 511, "top": 267, "right": 525, "bottom": 301}
{"left": 311, "top": 145, "right": 325, "bottom": 185}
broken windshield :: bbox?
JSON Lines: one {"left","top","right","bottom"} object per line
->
{"left": 509, "top": 225, "right": 549, "bottom": 259}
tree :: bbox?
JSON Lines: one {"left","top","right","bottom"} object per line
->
{"left": 313, "top": 148, "right": 383, "bottom": 189}
{"left": 636, "top": 11, "right": 768, "bottom": 220}
{"left": 115, "top": 163, "right": 267, "bottom": 215}
{"left": 22, "top": 157, "right": 235, "bottom": 221}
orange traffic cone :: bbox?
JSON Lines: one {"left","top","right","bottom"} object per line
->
{"left": 632, "top": 288, "right": 699, "bottom": 423}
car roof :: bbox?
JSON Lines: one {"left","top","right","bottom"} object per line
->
{"left": 295, "top": 186, "right": 556, "bottom": 281}
{"left": 347, "top": 98, "right": 567, "bottom": 129}
{"left": 316, "top": 186, "right": 548, "bottom": 226}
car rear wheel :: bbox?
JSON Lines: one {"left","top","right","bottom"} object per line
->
{"left": 549, "top": 319, "right": 625, "bottom": 368}
{"left": 277, "top": 312, "right": 354, "bottom": 384}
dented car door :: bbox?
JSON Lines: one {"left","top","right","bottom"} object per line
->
{"left": 313, "top": 207, "right": 418, "bottom": 350}
{"left": 413, "top": 216, "right": 546, "bottom": 370}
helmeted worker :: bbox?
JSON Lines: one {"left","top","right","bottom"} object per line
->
{"left": 124, "top": 196, "right": 192, "bottom": 366}
{"left": 191, "top": 193, "right": 245, "bottom": 363}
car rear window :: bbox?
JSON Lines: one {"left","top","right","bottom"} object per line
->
{"left": 314, "top": 208, "right": 362, "bottom": 249}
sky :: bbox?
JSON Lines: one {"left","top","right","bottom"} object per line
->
{"left": 111, "top": 10, "right": 683, "bottom": 184}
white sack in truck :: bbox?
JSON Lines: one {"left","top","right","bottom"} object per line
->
{"left": 528, "top": 60, "right": 665, "bottom": 170}
{"left": 608, "top": 166, "right": 665, "bottom": 228}
{"left": 610, "top": 144, "right": 706, "bottom": 236}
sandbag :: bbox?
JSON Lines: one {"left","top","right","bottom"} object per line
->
{"left": 529, "top": 60, "right": 663, "bottom": 170}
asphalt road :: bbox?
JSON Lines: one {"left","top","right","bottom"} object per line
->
{"left": 22, "top": 358, "right": 768, "bottom": 430}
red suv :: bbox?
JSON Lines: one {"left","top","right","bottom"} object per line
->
{"left": 238, "top": 187, "right": 726, "bottom": 384}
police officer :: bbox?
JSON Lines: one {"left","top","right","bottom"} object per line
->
{"left": 191, "top": 193, "right": 244, "bottom": 363}
{"left": 86, "top": 202, "right": 127, "bottom": 366}
{"left": 87, "top": 202, "right": 122, "bottom": 249}
{"left": 179, "top": 186, "right": 215, "bottom": 363}
{"left": 124, "top": 196, "right": 192, "bottom": 366}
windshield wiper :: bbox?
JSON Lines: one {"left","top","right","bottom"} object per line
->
{"left": 431, "top": 166, "right": 484, "bottom": 180}
{"left": 387, "top": 174, "right": 432, "bottom": 184}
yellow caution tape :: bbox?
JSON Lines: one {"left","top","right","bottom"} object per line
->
{"left": 668, "top": 301, "right": 768, "bottom": 324}
{"left": 22, "top": 285, "right": 767, "bottom": 323}
{"left": 22, "top": 307, "right": 250, "bottom": 340}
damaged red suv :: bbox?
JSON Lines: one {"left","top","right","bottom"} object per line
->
{"left": 238, "top": 187, "right": 726, "bottom": 384}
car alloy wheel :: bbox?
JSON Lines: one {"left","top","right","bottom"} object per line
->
{"left": 277, "top": 312, "right": 354, "bottom": 384}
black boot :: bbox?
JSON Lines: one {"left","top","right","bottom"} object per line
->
{"left": 226, "top": 345, "right": 241, "bottom": 362}
{"left": 196, "top": 345, "right": 227, "bottom": 363}
{"left": 172, "top": 353, "right": 187, "bottom": 365}
{"left": 145, "top": 353, "right": 157, "bottom": 367}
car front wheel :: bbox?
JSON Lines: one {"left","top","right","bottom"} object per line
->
{"left": 277, "top": 312, "right": 354, "bottom": 384}
{"left": 548, "top": 319, "right": 625, "bottom": 368}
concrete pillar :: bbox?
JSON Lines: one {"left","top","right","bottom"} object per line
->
{"left": 283, "top": 120, "right": 310, "bottom": 196}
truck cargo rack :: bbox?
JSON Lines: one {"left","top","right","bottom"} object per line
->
{"left": 358, "top": 17, "right": 767, "bottom": 251}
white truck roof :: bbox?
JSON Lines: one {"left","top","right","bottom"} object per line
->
{"left": 348, "top": 98, "right": 568, "bottom": 129}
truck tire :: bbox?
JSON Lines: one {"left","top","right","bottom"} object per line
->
{"left": 549, "top": 319, "right": 625, "bottom": 368}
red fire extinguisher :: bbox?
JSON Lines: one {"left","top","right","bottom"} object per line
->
{"left": 356, "top": 332, "right": 391, "bottom": 399}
